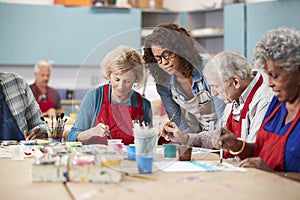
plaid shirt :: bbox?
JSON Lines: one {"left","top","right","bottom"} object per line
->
{"left": 0, "top": 72, "right": 47, "bottom": 134}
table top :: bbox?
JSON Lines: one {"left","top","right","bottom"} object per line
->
{"left": 0, "top": 158, "right": 71, "bottom": 200}
{"left": 0, "top": 151, "right": 299, "bottom": 200}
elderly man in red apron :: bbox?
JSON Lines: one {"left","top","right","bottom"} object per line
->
{"left": 161, "top": 51, "right": 273, "bottom": 152}
{"left": 30, "top": 60, "right": 63, "bottom": 117}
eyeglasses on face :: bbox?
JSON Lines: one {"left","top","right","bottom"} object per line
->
{"left": 153, "top": 50, "right": 175, "bottom": 64}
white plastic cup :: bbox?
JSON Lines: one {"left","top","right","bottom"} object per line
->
{"left": 9, "top": 145, "right": 24, "bottom": 160}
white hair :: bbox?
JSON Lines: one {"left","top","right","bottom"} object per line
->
{"left": 253, "top": 27, "right": 300, "bottom": 71}
{"left": 204, "top": 51, "right": 252, "bottom": 82}
{"left": 34, "top": 60, "right": 52, "bottom": 73}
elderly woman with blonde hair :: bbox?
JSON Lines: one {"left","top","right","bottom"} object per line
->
{"left": 67, "top": 46, "right": 152, "bottom": 145}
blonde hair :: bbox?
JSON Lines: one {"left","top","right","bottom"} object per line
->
{"left": 101, "top": 45, "right": 145, "bottom": 86}
{"left": 34, "top": 60, "right": 52, "bottom": 72}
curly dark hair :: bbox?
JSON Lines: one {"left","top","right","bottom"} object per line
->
{"left": 143, "top": 23, "right": 202, "bottom": 84}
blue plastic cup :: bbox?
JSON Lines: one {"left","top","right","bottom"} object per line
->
{"left": 126, "top": 146, "right": 136, "bottom": 161}
{"left": 163, "top": 143, "right": 177, "bottom": 158}
{"left": 136, "top": 155, "right": 153, "bottom": 174}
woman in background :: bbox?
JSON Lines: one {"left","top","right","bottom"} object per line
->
{"left": 143, "top": 23, "right": 225, "bottom": 135}
{"left": 217, "top": 27, "right": 300, "bottom": 182}
{"left": 67, "top": 46, "right": 152, "bottom": 145}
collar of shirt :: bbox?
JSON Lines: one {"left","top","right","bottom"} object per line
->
{"left": 168, "top": 67, "right": 205, "bottom": 90}
{"left": 168, "top": 68, "right": 205, "bottom": 101}
{"left": 238, "top": 71, "right": 260, "bottom": 105}
{"left": 108, "top": 83, "right": 134, "bottom": 104}
{"left": 232, "top": 71, "right": 260, "bottom": 121}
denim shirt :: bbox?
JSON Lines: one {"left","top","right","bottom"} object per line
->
{"left": 156, "top": 64, "right": 225, "bottom": 133}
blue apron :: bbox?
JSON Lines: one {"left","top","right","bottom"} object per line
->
{"left": 0, "top": 84, "right": 24, "bottom": 141}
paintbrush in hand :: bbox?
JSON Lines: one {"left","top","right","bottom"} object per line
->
{"left": 158, "top": 114, "right": 175, "bottom": 138}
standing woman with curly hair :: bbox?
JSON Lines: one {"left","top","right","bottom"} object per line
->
{"left": 143, "top": 23, "right": 225, "bottom": 138}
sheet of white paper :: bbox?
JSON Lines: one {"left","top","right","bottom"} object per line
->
{"left": 192, "top": 147, "right": 220, "bottom": 154}
{"left": 156, "top": 147, "right": 220, "bottom": 155}
{"left": 154, "top": 160, "right": 247, "bottom": 172}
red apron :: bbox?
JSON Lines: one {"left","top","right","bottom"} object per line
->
{"left": 226, "top": 75, "right": 263, "bottom": 137}
{"left": 33, "top": 83, "right": 54, "bottom": 113}
{"left": 95, "top": 84, "right": 144, "bottom": 145}
{"left": 254, "top": 103, "right": 300, "bottom": 171}
{"left": 225, "top": 75, "right": 263, "bottom": 158}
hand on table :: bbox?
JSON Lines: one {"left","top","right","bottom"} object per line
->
{"left": 238, "top": 157, "right": 273, "bottom": 172}
{"left": 24, "top": 128, "right": 47, "bottom": 140}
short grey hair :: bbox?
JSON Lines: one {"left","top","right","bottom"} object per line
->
{"left": 205, "top": 51, "right": 252, "bottom": 82}
{"left": 34, "top": 60, "right": 52, "bottom": 73}
{"left": 101, "top": 45, "right": 145, "bottom": 86}
{"left": 253, "top": 27, "right": 300, "bottom": 71}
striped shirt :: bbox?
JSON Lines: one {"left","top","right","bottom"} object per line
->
{"left": 0, "top": 72, "right": 47, "bottom": 134}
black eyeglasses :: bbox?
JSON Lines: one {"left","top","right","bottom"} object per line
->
{"left": 153, "top": 50, "right": 175, "bottom": 64}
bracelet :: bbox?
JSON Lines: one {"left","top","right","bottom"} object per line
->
{"left": 229, "top": 138, "right": 246, "bottom": 155}
{"left": 283, "top": 172, "right": 287, "bottom": 178}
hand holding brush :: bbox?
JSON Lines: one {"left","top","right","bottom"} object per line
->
{"left": 158, "top": 114, "right": 175, "bottom": 138}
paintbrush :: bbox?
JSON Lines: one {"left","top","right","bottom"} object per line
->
{"left": 125, "top": 173, "right": 156, "bottom": 181}
{"left": 101, "top": 118, "right": 112, "bottom": 139}
{"left": 219, "top": 128, "right": 225, "bottom": 164}
{"left": 220, "top": 143, "right": 223, "bottom": 164}
{"left": 158, "top": 114, "right": 175, "bottom": 138}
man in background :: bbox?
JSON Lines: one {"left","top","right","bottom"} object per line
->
{"left": 30, "top": 60, "right": 63, "bottom": 117}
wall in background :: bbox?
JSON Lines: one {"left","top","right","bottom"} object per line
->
{"left": 0, "top": 3, "right": 142, "bottom": 99}
{"left": 224, "top": 0, "right": 300, "bottom": 61}
{"left": 0, "top": 3, "right": 141, "bottom": 65}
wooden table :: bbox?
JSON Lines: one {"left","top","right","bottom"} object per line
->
{"left": 0, "top": 152, "right": 299, "bottom": 200}
{"left": 0, "top": 158, "right": 71, "bottom": 200}
{"left": 66, "top": 153, "right": 300, "bottom": 200}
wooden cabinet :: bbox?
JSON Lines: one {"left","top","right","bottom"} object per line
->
{"left": 185, "top": 8, "right": 224, "bottom": 56}
{"left": 141, "top": 10, "right": 182, "bottom": 41}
